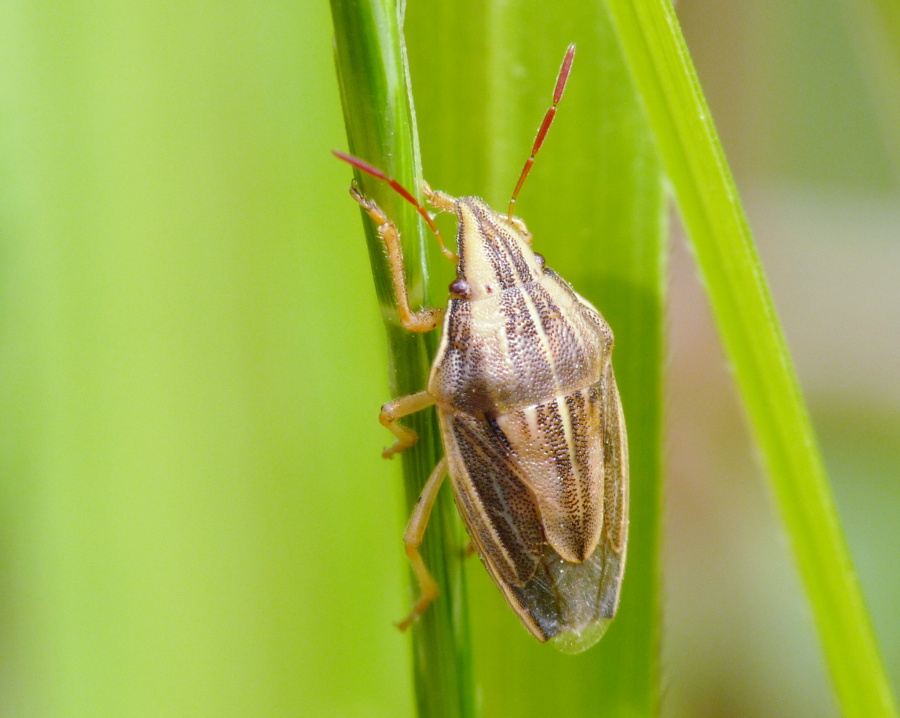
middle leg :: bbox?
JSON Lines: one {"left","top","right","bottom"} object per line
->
{"left": 379, "top": 391, "right": 436, "bottom": 459}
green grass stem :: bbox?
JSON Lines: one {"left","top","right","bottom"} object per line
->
{"left": 330, "top": 1, "right": 476, "bottom": 717}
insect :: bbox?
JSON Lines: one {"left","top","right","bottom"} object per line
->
{"left": 335, "top": 44, "right": 628, "bottom": 654}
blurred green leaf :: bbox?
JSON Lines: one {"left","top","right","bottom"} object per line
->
{"left": 0, "top": 2, "right": 413, "bottom": 716}
{"left": 844, "top": 0, "right": 900, "bottom": 184}
{"left": 604, "top": 0, "right": 898, "bottom": 715}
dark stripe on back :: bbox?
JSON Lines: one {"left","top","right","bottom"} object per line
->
{"left": 470, "top": 202, "right": 537, "bottom": 288}
{"left": 451, "top": 416, "right": 544, "bottom": 584}
{"left": 536, "top": 400, "right": 578, "bottom": 515}
{"left": 499, "top": 285, "right": 555, "bottom": 391}
{"left": 524, "top": 281, "right": 583, "bottom": 361}
{"left": 565, "top": 389, "right": 597, "bottom": 547}
{"left": 474, "top": 211, "right": 517, "bottom": 289}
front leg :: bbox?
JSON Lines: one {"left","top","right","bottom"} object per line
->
{"left": 379, "top": 390, "right": 436, "bottom": 459}
{"left": 350, "top": 187, "right": 445, "bottom": 333}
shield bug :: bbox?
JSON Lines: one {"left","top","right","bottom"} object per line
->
{"left": 335, "top": 44, "right": 628, "bottom": 653}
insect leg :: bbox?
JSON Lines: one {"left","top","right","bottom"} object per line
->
{"left": 422, "top": 183, "right": 456, "bottom": 213}
{"left": 379, "top": 390, "right": 436, "bottom": 459}
{"left": 350, "top": 186, "right": 446, "bottom": 333}
{"left": 397, "top": 456, "right": 448, "bottom": 631}
{"left": 334, "top": 151, "right": 457, "bottom": 262}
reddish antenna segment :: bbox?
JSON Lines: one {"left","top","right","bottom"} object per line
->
{"left": 507, "top": 43, "right": 576, "bottom": 220}
{"left": 332, "top": 151, "right": 457, "bottom": 262}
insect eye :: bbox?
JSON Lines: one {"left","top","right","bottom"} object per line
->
{"left": 534, "top": 253, "right": 546, "bottom": 270}
{"left": 449, "top": 277, "right": 471, "bottom": 298}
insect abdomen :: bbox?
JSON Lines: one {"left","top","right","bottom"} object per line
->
{"left": 440, "top": 368, "right": 627, "bottom": 648}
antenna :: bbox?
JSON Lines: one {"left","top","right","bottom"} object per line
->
{"left": 507, "top": 44, "right": 576, "bottom": 220}
{"left": 332, "top": 151, "right": 457, "bottom": 262}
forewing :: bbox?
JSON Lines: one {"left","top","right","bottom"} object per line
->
{"left": 601, "top": 359, "right": 628, "bottom": 554}
{"left": 504, "top": 367, "right": 628, "bottom": 651}
{"left": 439, "top": 411, "right": 545, "bottom": 589}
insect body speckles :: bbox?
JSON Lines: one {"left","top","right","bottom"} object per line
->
{"left": 335, "top": 44, "right": 628, "bottom": 653}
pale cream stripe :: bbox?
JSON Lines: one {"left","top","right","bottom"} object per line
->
{"left": 542, "top": 278, "right": 594, "bottom": 374}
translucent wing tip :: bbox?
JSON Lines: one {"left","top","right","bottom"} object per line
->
{"left": 548, "top": 618, "right": 612, "bottom": 655}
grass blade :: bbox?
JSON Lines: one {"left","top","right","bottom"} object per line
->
{"left": 329, "top": 1, "right": 476, "bottom": 716}
{"left": 604, "top": 0, "right": 899, "bottom": 714}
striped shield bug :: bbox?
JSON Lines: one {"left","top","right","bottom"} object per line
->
{"left": 335, "top": 44, "right": 628, "bottom": 653}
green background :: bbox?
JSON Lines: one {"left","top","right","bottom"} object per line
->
{"left": 0, "top": 2, "right": 897, "bottom": 717}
